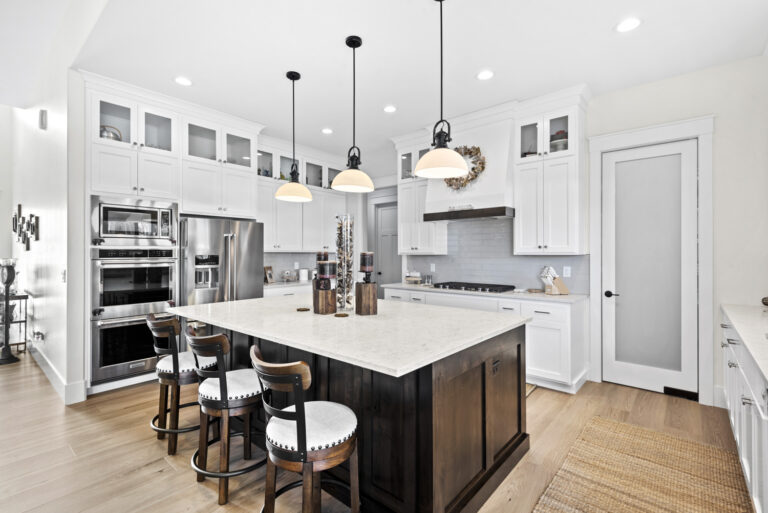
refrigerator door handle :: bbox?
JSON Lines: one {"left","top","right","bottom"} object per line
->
{"left": 223, "top": 233, "right": 230, "bottom": 302}
{"left": 179, "top": 218, "right": 188, "bottom": 248}
{"left": 231, "top": 232, "right": 237, "bottom": 301}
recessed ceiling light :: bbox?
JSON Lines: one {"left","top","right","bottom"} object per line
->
{"left": 383, "top": 105, "right": 397, "bottom": 113}
{"left": 615, "top": 17, "right": 641, "bottom": 33}
{"left": 174, "top": 76, "right": 192, "bottom": 86}
{"left": 476, "top": 69, "right": 494, "bottom": 81}
{"left": 321, "top": 128, "right": 333, "bottom": 135}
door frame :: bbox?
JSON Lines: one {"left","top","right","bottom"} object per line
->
{"left": 588, "top": 116, "right": 714, "bottom": 405}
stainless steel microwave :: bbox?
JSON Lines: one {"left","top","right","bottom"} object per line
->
{"left": 91, "top": 196, "right": 177, "bottom": 246}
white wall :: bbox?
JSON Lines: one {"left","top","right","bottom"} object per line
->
{"left": 9, "top": 0, "right": 107, "bottom": 403}
{"left": 587, "top": 55, "right": 768, "bottom": 389}
{"left": 0, "top": 104, "right": 12, "bottom": 257}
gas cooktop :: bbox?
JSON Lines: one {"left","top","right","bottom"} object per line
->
{"left": 432, "top": 282, "right": 516, "bottom": 293}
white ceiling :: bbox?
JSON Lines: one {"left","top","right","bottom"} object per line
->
{"left": 73, "top": 0, "right": 768, "bottom": 176}
{"left": 0, "top": 0, "right": 72, "bottom": 107}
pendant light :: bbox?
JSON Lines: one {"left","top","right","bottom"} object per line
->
{"left": 275, "top": 71, "right": 313, "bottom": 202}
{"left": 414, "top": 0, "right": 468, "bottom": 179}
{"left": 331, "top": 35, "right": 375, "bottom": 193}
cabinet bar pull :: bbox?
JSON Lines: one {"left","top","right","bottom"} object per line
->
{"left": 721, "top": 342, "right": 728, "bottom": 348}
{"left": 534, "top": 310, "right": 550, "bottom": 314}
{"left": 741, "top": 396, "right": 754, "bottom": 406}
{"left": 720, "top": 323, "right": 732, "bottom": 329}
{"left": 502, "top": 307, "right": 516, "bottom": 311}
{"left": 727, "top": 338, "right": 739, "bottom": 345}
{"left": 391, "top": 295, "right": 401, "bottom": 299}
{"left": 728, "top": 361, "right": 738, "bottom": 368}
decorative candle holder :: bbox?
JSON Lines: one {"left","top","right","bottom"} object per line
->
{"left": 313, "top": 260, "right": 337, "bottom": 315}
{"left": 355, "top": 251, "right": 377, "bottom": 316}
{"left": 336, "top": 214, "right": 354, "bottom": 311}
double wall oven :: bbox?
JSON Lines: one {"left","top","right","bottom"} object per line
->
{"left": 90, "top": 197, "right": 178, "bottom": 384}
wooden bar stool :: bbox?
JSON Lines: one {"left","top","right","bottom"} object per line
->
{"left": 250, "top": 345, "right": 360, "bottom": 513}
{"left": 187, "top": 332, "right": 267, "bottom": 505}
{"left": 146, "top": 315, "right": 216, "bottom": 455}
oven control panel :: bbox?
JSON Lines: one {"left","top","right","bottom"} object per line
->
{"left": 95, "top": 249, "right": 175, "bottom": 259}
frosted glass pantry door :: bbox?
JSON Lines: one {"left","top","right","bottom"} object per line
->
{"left": 602, "top": 140, "right": 698, "bottom": 394}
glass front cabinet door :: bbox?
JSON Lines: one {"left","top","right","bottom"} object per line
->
{"left": 515, "top": 115, "right": 542, "bottom": 162}
{"left": 184, "top": 119, "right": 220, "bottom": 163}
{"left": 139, "top": 106, "right": 177, "bottom": 156}
{"left": 305, "top": 161, "right": 323, "bottom": 188}
{"left": 93, "top": 94, "right": 137, "bottom": 147}
{"left": 223, "top": 128, "right": 253, "bottom": 169}
{"left": 543, "top": 108, "right": 577, "bottom": 159}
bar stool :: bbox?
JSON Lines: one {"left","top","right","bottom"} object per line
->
{"left": 187, "top": 332, "right": 266, "bottom": 505}
{"left": 146, "top": 315, "right": 216, "bottom": 455}
{"left": 250, "top": 345, "right": 360, "bottom": 513}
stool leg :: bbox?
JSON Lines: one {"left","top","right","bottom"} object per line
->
{"left": 350, "top": 444, "right": 360, "bottom": 513}
{"left": 157, "top": 384, "right": 168, "bottom": 440}
{"left": 168, "top": 383, "right": 180, "bottom": 455}
{"left": 301, "top": 462, "right": 314, "bottom": 513}
{"left": 218, "top": 411, "right": 230, "bottom": 505}
{"left": 264, "top": 456, "right": 276, "bottom": 513}
{"left": 311, "top": 471, "right": 321, "bottom": 513}
{"left": 243, "top": 412, "right": 252, "bottom": 460}
{"left": 197, "top": 411, "right": 209, "bottom": 482}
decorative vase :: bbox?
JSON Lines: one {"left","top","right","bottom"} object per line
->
{"left": 336, "top": 214, "right": 354, "bottom": 311}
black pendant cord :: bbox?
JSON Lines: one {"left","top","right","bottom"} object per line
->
{"left": 345, "top": 36, "right": 362, "bottom": 169}
{"left": 432, "top": 0, "right": 451, "bottom": 149}
{"left": 290, "top": 74, "right": 299, "bottom": 182}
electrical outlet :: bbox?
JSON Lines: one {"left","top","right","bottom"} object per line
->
{"left": 294, "top": 261, "right": 299, "bottom": 269}
{"left": 563, "top": 266, "right": 571, "bottom": 278}
{"left": 430, "top": 263, "right": 436, "bottom": 272}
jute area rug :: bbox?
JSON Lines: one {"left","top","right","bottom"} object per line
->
{"left": 532, "top": 416, "right": 753, "bottom": 513}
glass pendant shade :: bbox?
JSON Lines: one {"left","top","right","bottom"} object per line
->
{"left": 414, "top": 147, "right": 468, "bottom": 178}
{"left": 332, "top": 167, "right": 374, "bottom": 193}
{"left": 275, "top": 180, "right": 312, "bottom": 202}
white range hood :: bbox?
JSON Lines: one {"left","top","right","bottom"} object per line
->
{"left": 423, "top": 119, "right": 515, "bottom": 220}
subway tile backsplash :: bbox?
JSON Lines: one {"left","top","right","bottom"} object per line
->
{"left": 406, "top": 218, "right": 590, "bottom": 293}
{"left": 263, "top": 253, "right": 319, "bottom": 281}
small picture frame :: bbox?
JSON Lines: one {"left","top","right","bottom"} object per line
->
{"left": 264, "top": 266, "right": 274, "bottom": 284}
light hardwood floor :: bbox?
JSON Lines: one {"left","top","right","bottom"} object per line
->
{"left": 0, "top": 353, "right": 735, "bottom": 513}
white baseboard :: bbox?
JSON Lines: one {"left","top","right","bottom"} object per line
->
{"left": 87, "top": 372, "right": 156, "bottom": 395}
{"left": 29, "top": 345, "right": 88, "bottom": 405}
{"left": 713, "top": 385, "right": 727, "bottom": 409}
{"left": 527, "top": 369, "right": 588, "bottom": 395}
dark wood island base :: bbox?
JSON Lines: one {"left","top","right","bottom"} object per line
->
{"left": 255, "top": 325, "right": 527, "bottom": 513}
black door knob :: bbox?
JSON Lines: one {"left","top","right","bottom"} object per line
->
{"left": 604, "top": 290, "right": 620, "bottom": 298}
{"left": 377, "top": 271, "right": 382, "bottom": 275}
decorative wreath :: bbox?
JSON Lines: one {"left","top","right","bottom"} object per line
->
{"left": 444, "top": 145, "right": 486, "bottom": 190}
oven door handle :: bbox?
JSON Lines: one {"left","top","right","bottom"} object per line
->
{"left": 96, "top": 312, "right": 174, "bottom": 327}
{"left": 95, "top": 261, "right": 176, "bottom": 268}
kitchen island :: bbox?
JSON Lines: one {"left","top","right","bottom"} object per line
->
{"left": 170, "top": 295, "right": 529, "bottom": 513}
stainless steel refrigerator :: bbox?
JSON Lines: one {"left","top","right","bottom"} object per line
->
{"left": 178, "top": 216, "right": 263, "bottom": 364}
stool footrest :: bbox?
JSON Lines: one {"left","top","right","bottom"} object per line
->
{"left": 191, "top": 431, "right": 266, "bottom": 479}
{"left": 150, "top": 401, "right": 203, "bottom": 435}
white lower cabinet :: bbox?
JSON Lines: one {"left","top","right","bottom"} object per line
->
{"left": 263, "top": 283, "right": 312, "bottom": 298}
{"left": 720, "top": 310, "right": 768, "bottom": 513}
{"left": 384, "top": 287, "right": 588, "bottom": 393}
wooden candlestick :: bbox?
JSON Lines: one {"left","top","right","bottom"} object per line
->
{"left": 355, "top": 282, "right": 377, "bottom": 316}
{"left": 313, "top": 281, "right": 337, "bottom": 315}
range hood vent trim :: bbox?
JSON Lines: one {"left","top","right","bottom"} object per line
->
{"left": 423, "top": 207, "right": 514, "bottom": 222}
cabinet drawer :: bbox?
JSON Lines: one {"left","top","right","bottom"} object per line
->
{"left": 497, "top": 300, "right": 522, "bottom": 315}
{"left": 409, "top": 292, "right": 426, "bottom": 304}
{"left": 384, "top": 289, "right": 409, "bottom": 302}
{"left": 522, "top": 302, "right": 568, "bottom": 323}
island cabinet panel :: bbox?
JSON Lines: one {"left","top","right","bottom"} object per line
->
{"left": 254, "top": 326, "right": 527, "bottom": 513}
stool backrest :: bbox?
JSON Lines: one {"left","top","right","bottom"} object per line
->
{"left": 146, "top": 314, "right": 182, "bottom": 378}
{"left": 249, "top": 345, "right": 312, "bottom": 461}
{"left": 186, "top": 332, "right": 230, "bottom": 408}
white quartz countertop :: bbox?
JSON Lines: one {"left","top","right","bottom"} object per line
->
{"left": 169, "top": 295, "right": 529, "bottom": 377}
{"left": 721, "top": 304, "right": 768, "bottom": 382}
{"left": 381, "top": 283, "right": 588, "bottom": 304}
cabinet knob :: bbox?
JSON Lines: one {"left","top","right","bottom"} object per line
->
{"left": 223, "top": 160, "right": 228, "bottom": 164}
{"left": 544, "top": 245, "right": 548, "bottom": 249}
{"left": 537, "top": 152, "right": 541, "bottom": 156}
{"left": 538, "top": 245, "right": 542, "bottom": 249}
{"left": 132, "top": 142, "right": 138, "bottom": 147}
{"left": 139, "top": 143, "right": 145, "bottom": 148}
{"left": 140, "top": 187, "right": 144, "bottom": 192}
{"left": 728, "top": 361, "right": 738, "bottom": 368}
{"left": 132, "top": 186, "right": 138, "bottom": 191}
{"left": 544, "top": 151, "right": 549, "bottom": 155}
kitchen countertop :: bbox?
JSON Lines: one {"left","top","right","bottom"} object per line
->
{"left": 264, "top": 281, "right": 312, "bottom": 289}
{"left": 721, "top": 304, "right": 768, "bottom": 382}
{"left": 381, "top": 282, "right": 588, "bottom": 304}
{"left": 169, "top": 294, "right": 529, "bottom": 378}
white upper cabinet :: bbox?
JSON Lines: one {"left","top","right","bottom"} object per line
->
{"left": 181, "top": 161, "right": 222, "bottom": 215}
{"left": 323, "top": 192, "right": 346, "bottom": 250}
{"left": 513, "top": 99, "right": 587, "bottom": 255}
{"left": 514, "top": 107, "right": 578, "bottom": 163}
{"left": 183, "top": 118, "right": 221, "bottom": 164}
{"left": 397, "top": 180, "right": 446, "bottom": 255}
{"left": 256, "top": 178, "right": 277, "bottom": 249}
{"left": 398, "top": 146, "right": 430, "bottom": 184}
{"left": 301, "top": 190, "right": 324, "bottom": 251}
{"left": 222, "top": 168, "right": 256, "bottom": 217}
{"left": 91, "top": 92, "right": 180, "bottom": 199}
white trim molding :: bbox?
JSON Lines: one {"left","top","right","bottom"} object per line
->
{"left": 588, "top": 116, "right": 715, "bottom": 406}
